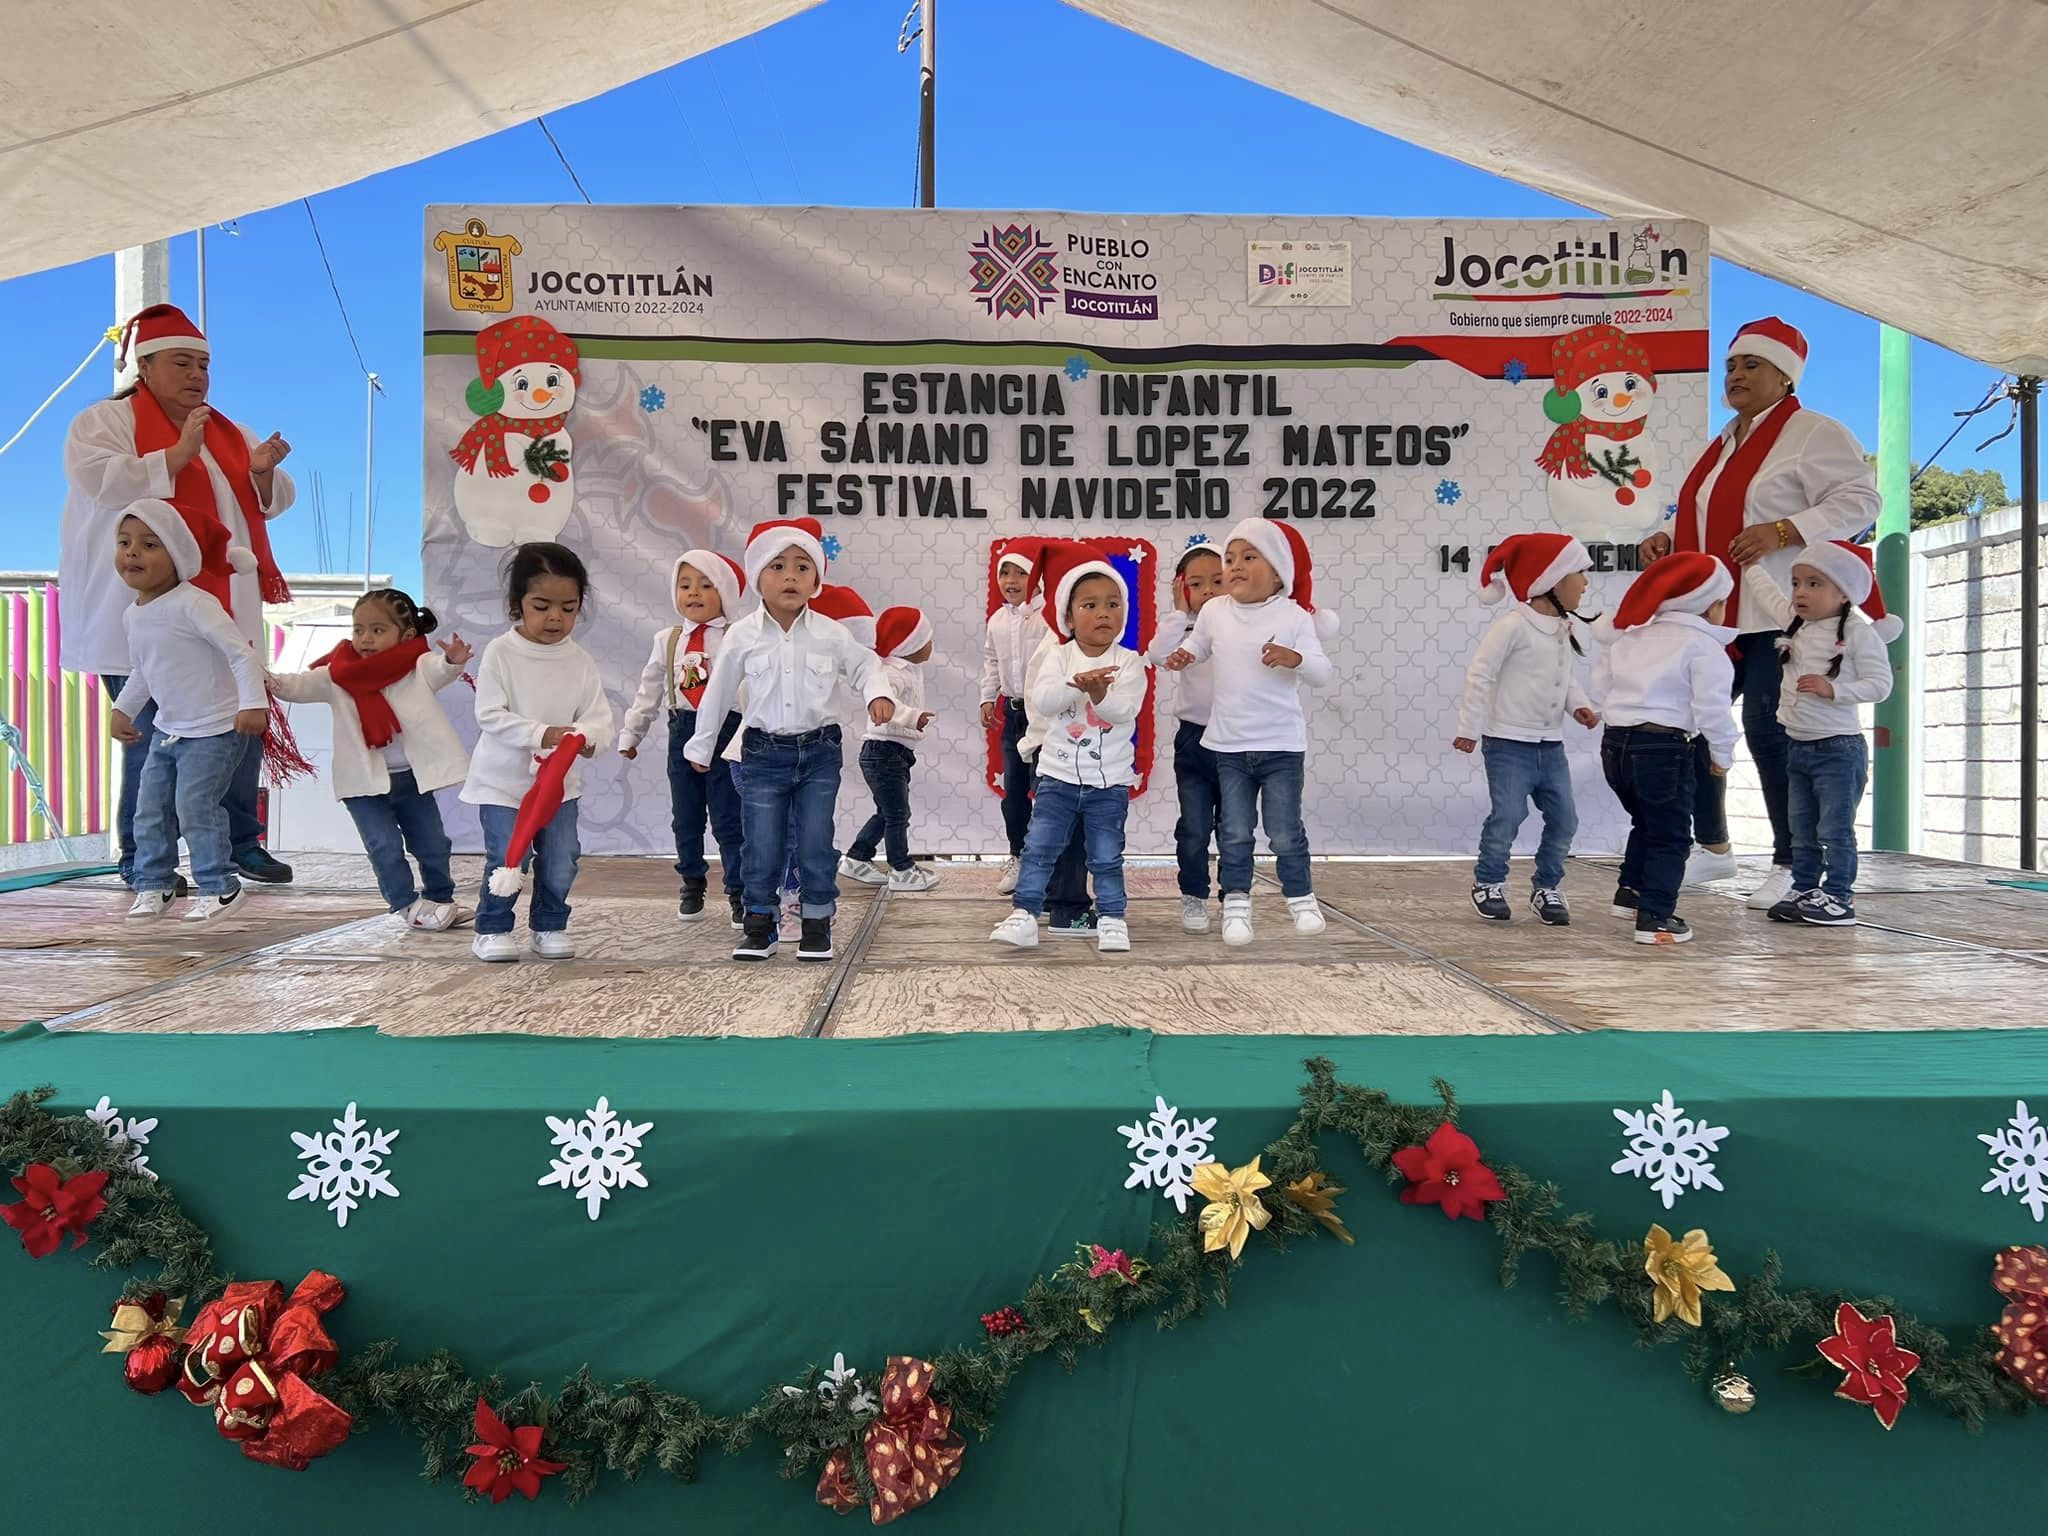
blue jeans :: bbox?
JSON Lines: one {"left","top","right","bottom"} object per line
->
{"left": 344, "top": 771, "right": 455, "bottom": 912}
{"left": 133, "top": 729, "right": 243, "bottom": 897}
{"left": 1012, "top": 775, "right": 1128, "bottom": 918}
{"left": 1692, "top": 632, "right": 1792, "bottom": 864}
{"left": 1601, "top": 727, "right": 1696, "bottom": 921}
{"left": 848, "top": 739, "right": 916, "bottom": 871}
{"left": 476, "top": 799, "right": 580, "bottom": 934}
{"left": 1171, "top": 719, "right": 1221, "bottom": 899}
{"left": 1033, "top": 763, "right": 1094, "bottom": 922}
{"left": 1216, "top": 750, "right": 1310, "bottom": 898}
{"left": 1474, "top": 737, "right": 1577, "bottom": 891}
{"left": 669, "top": 708, "right": 744, "bottom": 892}
{"left": 998, "top": 699, "right": 1032, "bottom": 854}
{"left": 728, "top": 761, "right": 801, "bottom": 894}
{"left": 1787, "top": 734, "right": 1867, "bottom": 903}
{"left": 738, "top": 726, "right": 842, "bottom": 919}
{"left": 102, "top": 672, "right": 265, "bottom": 881}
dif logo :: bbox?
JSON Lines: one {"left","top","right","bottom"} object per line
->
{"left": 1257, "top": 261, "right": 1295, "bottom": 289}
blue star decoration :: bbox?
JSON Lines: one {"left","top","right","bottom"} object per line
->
{"left": 1503, "top": 358, "right": 1528, "bottom": 384}
{"left": 1063, "top": 355, "right": 1091, "bottom": 382}
{"left": 639, "top": 385, "right": 667, "bottom": 413}
{"left": 1663, "top": 503, "right": 1679, "bottom": 522}
{"left": 821, "top": 534, "right": 844, "bottom": 562}
{"left": 1434, "top": 479, "right": 1463, "bottom": 506}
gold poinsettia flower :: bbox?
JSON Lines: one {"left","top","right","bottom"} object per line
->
{"left": 1193, "top": 1156, "right": 1273, "bottom": 1260}
{"left": 1281, "top": 1171, "right": 1355, "bottom": 1245}
{"left": 1643, "top": 1223, "right": 1736, "bottom": 1327}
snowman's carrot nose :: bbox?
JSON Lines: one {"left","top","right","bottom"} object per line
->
{"left": 530, "top": 387, "right": 553, "bottom": 405}
{"left": 1612, "top": 392, "right": 1632, "bottom": 408}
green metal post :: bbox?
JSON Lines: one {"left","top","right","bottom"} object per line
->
{"left": 1873, "top": 324, "right": 1913, "bottom": 851}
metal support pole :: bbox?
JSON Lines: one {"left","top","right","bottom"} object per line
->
{"left": 194, "top": 227, "right": 207, "bottom": 333}
{"left": 2018, "top": 376, "right": 2040, "bottom": 870}
{"left": 112, "top": 242, "right": 170, "bottom": 385}
{"left": 363, "top": 372, "right": 379, "bottom": 592}
{"left": 918, "top": 0, "right": 936, "bottom": 208}
{"left": 1872, "top": 324, "right": 1912, "bottom": 851}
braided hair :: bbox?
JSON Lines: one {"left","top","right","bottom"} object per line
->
{"left": 1532, "top": 589, "right": 1589, "bottom": 655}
{"left": 1778, "top": 602, "right": 1852, "bottom": 679}
{"left": 355, "top": 587, "right": 439, "bottom": 640}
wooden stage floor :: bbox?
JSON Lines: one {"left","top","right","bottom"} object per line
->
{"left": 4, "top": 852, "right": 2042, "bottom": 1039}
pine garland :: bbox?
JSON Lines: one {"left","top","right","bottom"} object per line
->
{"left": 1, "top": 1059, "right": 2035, "bottom": 1513}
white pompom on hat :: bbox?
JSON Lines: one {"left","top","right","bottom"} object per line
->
{"left": 1223, "top": 517, "right": 1339, "bottom": 639}
{"left": 674, "top": 549, "right": 744, "bottom": 619}
{"left": 1477, "top": 533, "right": 1592, "bottom": 606}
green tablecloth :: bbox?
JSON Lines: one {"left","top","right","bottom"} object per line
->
{"left": 3, "top": 1023, "right": 2042, "bottom": 1531}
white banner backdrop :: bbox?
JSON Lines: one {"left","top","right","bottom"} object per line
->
{"left": 423, "top": 206, "right": 1708, "bottom": 858}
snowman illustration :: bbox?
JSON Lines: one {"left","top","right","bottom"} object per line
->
{"left": 1534, "top": 323, "right": 1661, "bottom": 544}
{"left": 449, "top": 315, "right": 581, "bottom": 547}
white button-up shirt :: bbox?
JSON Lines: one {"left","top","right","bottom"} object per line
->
{"left": 1591, "top": 612, "right": 1740, "bottom": 769}
{"left": 683, "top": 605, "right": 887, "bottom": 765}
{"left": 979, "top": 601, "right": 1049, "bottom": 704}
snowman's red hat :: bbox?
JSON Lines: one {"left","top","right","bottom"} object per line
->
{"left": 1478, "top": 533, "right": 1591, "bottom": 606}
{"left": 472, "top": 315, "right": 580, "bottom": 389}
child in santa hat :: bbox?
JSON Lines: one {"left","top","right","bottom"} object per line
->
{"left": 687, "top": 519, "right": 893, "bottom": 963}
{"left": 1455, "top": 533, "right": 1601, "bottom": 925}
{"left": 1740, "top": 543, "right": 1897, "bottom": 925}
{"left": 1147, "top": 536, "right": 1228, "bottom": 932}
{"left": 619, "top": 549, "right": 749, "bottom": 928}
{"left": 979, "top": 539, "right": 1055, "bottom": 893}
{"left": 1589, "top": 553, "right": 1739, "bottom": 945}
{"left": 839, "top": 606, "right": 942, "bottom": 893}
{"left": 108, "top": 499, "right": 268, "bottom": 922}
{"left": 1160, "top": 518, "right": 1335, "bottom": 945}
{"left": 990, "top": 553, "right": 1148, "bottom": 954}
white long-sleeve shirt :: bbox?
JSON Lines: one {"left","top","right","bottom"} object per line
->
{"left": 1456, "top": 605, "right": 1593, "bottom": 743}
{"left": 60, "top": 396, "right": 294, "bottom": 672}
{"left": 867, "top": 656, "right": 931, "bottom": 746}
{"left": 269, "top": 650, "right": 471, "bottom": 799}
{"left": 1681, "top": 400, "right": 1879, "bottom": 637}
{"left": 683, "top": 605, "right": 887, "bottom": 766}
{"left": 460, "top": 632, "right": 614, "bottom": 808}
{"left": 1175, "top": 594, "right": 1333, "bottom": 754}
{"left": 979, "top": 602, "right": 1049, "bottom": 704}
{"left": 1591, "top": 613, "right": 1740, "bottom": 769}
{"left": 619, "top": 618, "right": 731, "bottom": 751}
{"left": 1147, "top": 610, "right": 1215, "bottom": 726}
{"left": 1030, "top": 639, "right": 1148, "bottom": 788}
{"left": 1740, "top": 569, "right": 1895, "bottom": 740}
{"left": 112, "top": 583, "right": 267, "bottom": 739}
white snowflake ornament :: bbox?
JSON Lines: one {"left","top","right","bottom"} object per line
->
{"left": 1612, "top": 1090, "right": 1727, "bottom": 1209}
{"left": 1980, "top": 1100, "right": 2048, "bottom": 1222}
{"left": 289, "top": 1103, "right": 400, "bottom": 1227}
{"left": 86, "top": 1095, "right": 158, "bottom": 1180}
{"left": 540, "top": 1097, "right": 652, "bottom": 1220}
{"left": 1117, "top": 1095, "right": 1217, "bottom": 1213}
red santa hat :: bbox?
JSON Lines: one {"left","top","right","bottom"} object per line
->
{"left": 673, "top": 549, "right": 744, "bottom": 619}
{"left": 1596, "top": 552, "right": 1733, "bottom": 640}
{"left": 116, "top": 304, "right": 207, "bottom": 369}
{"left": 119, "top": 498, "right": 255, "bottom": 607}
{"left": 1034, "top": 546, "right": 1128, "bottom": 641}
{"left": 874, "top": 605, "right": 933, "bottom": 659}
{"left": 1223, "top": 518, "right": 1340, "bottom": 640}
{"left": 1783, "top": 540, "right": 1902, "bottom": 643}
{"left": 487, "top": 734, "right": 585, "bottom": 897}
{"left": 744, "top": 517, "right": 828, "bottom": 595}
{"left": 1478, "top": 533, "right": 1592, "bottom": 606}
{"left": 811, "top": 582, "right": 875, "bottom": 647}
{"left": 471, "top": 315, "right": 581, "bottom": 389}
{"left": 1728, "top": 316, "right": 1808, "bottom": 388}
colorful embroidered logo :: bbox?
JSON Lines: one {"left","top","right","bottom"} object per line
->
{"left": 432, "top": 217, "right": 522, "bottom": 314}
{"left": 968, "top": 224, "right": 1059, "bottom": 319}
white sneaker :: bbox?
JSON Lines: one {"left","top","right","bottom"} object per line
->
{"left": 126, "top": 890, "right": 175, "bottom": 921}
{"left": 887, "top": 864, "right": 942, "bottom": 892}
{"left": 777, "top": 893, "right": 802, "bottom": 942}
{"left": 472, "top": 932, "right": 519, "bottom": 963}
{"left": 531, "top": 930, "right": 576, "bottom": 959}
{"left": 406, "top": 899, "right": 473, "bottom": 932}
{"left": 990, "top": 909, "right": 1040, "bottom": 949}
{"left": 1746, "top": 865, "right": 1796, "bottom": 911}
{"left": 1096, "top": 915, "right": 1131, "bottom": 953}
{"left": 182, "top": 889, "right": 243, "bottom": 923}
{"left": 995, "top": 855, "right": 1020, "bottom": 895}
{"left": 1684, "top": 845, "right": 1739, "bottom": 886}
{"left": 1287, "top": 895, "right": 1326, "bottom": 936}
{"left": 1220, "top": 893, "right": 1253, "bottom": 947}
{"left": 838, "top": 855, "right": 887, "bottom": 886}
{"left": 1179, "top": 895, "right": 1210, "bottom": 933}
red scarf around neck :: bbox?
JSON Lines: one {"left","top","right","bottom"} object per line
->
{"left": 314, "top": 637, "right": 430, "bottom": 749}
{"left": 1536, "top": 412, "right": 1648, "bottom": 480}
{"left": 449, "top": 409, "right": 570, "bottom": 477}
{"left": 130, "top": 386, "right": 292, "bottom": 605}
{"left": 1673, "top": 396, "right": 1802, "bottom": 630}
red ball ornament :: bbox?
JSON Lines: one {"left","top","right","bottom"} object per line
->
{"left": 527, "top": 484, "right": 551, "bottom": 504}
{"left": 547, "top": 463, "right": 569, "bottom": 482}
{"left": 1615, "top": 488, "right": 1637, "bottom": 507}
{"left": 1631, "top": 468, "right": 1652, "bottom": 488}
{"left": 123, "top": 1334, "right": 183, "bottom": 1394}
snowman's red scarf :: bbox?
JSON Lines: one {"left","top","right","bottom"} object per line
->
{"left": 130, "top": 387, "right": 292, "bottom": 604}
{"left": 449, "top": 410, "right": 570, "bottom": 477}
{"left": 1536, "top": 412, "right": 1648, "bottom": 480}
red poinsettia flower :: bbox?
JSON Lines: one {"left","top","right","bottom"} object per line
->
{"left": 1088, "top": 1245, "right": 1135, "bottom": 1281}
{"left": 1391, "top": 1122, "right": 1504, "bottom": 1221}
{"left": 462, "top": 1397, "right": 568, "bottom": 1502}
{"left": 2, "top": 1163, "right": 110, "bottom": 1258}
{"left": 1817, "top": 1302, "right": 1921, "bottom": 1430}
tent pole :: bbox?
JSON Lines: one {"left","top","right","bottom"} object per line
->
{"left": 918, "top": 0, "right": 936, "bottom": 208}
{"left": 2019, "top": 375, "right": 2040, "bottom": 870}
{"left": 363, "top": 372, "right": 379, "bottom": 593}
{"left": 1872, "top": 324, "right": 1912, "bottom": 852}
{"left": 112, "top": 242, "right": 170, "bottom": 385}
{"left": 195, "top": 227, "right": 207, "bottom": 334}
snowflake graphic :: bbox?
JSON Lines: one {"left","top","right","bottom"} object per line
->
{"left": 86, "top": 1095, "right": 158, "bottom": 1180}
{"left": 639, "top": 385, "right": 667, "bottom": 413}
{"left": 780, "top": 1352, "right": 879, "bottom": 1416}
{"left": 1612, "top": 1090, "right": 1727, "bottom": 1209}
{"left": 1064, "top": 355, "right": 1091, "bottom": 382}
{"left": 1434, "top": 479, "right": 1463, "bottom": 506}
{"left": 1117, "top": 1095, "right": 1217, "bottom": 1214}
{"left": 1663, "top": 502, "right": 1680, "bottom": 522}
{"left": 289, "top": 1103, "right": 400, "bottom": 1227}
{"left": 1503, "top": 358, "right": 1529, "bottom": 384}
{"left": 1980, "top": 1101, "right": 2048, "bottom": 1222}
{"left": 1183, "top": 533, "right": 1213, "bottom": 552}
{"left": 820, "top": 533, "right": 844, "bottom": 562}
{"left": 540, "top": 1096, "right": 652, "bottom": 1220}
{"left": 967, "top": 224, "right": 1060, "bottom": 319}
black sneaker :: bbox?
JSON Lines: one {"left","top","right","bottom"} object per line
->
{"left": 1046, "top": 911, "right": 1099, "bottom": 939}
{"left": 677, "top": 880, "right": 706, "bottom": 921}
{"left": 1768, "top": 890, "right": 1818, "bottom": 924}
{"left": 1610, "top": 885, "right": 1640, "bottom": 918}
{"left": 1633, "top": 914, "right": 1693, "bottom": 946}
{"left": 1792, "top": 891, "right": 1857, "bottom": 926}
{"left": 727, "top": 892, "right": 746, "bottom": 930}
{"left": 732, "top": 912, "right": 778, "bottom": 961}
{"left": 233, "top": 848, "right": 293, "bottom": 884}
{"left": 798, "top": 916, "right": 834, "bottom": 961}
{"left": 1529, "top": 888, "right": 1571, "bottom": 926}
{"left": 1469, "top": 883, "right": 1511, "bottom": 921}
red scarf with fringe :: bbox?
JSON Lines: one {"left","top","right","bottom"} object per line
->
{"left": 314, "top": 637, "right": 429, "bottom": 750}
{"left": 130, "top": 386, "right": 292, "bottom": 606}
{"left": 1674, "top": 396, "right": 1802, "bottom": 631}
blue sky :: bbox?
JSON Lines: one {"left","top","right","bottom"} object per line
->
{"left": 0, "top": 0, "right": 2024, "bottom": 594}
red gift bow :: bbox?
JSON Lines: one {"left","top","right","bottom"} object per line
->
{"left": 176, "top": 1270, "right": 352, "bottom": 1469}
{"left": 1991, "top": 1244, "right": 2048, "bottom": 1405}
{"left": 816, "top": 1357, "right": 964, "bottom": 1525}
